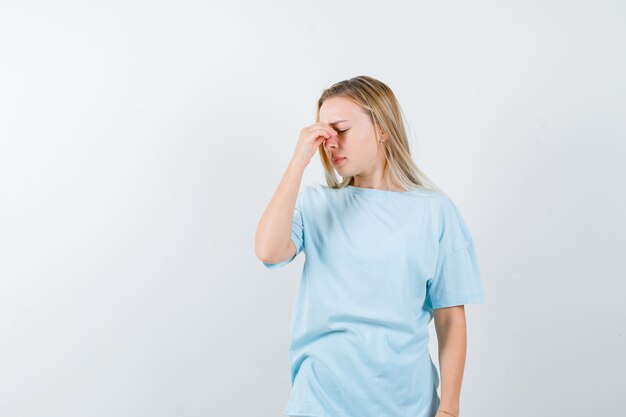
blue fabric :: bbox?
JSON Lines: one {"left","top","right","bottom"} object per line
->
{"left": 262, "top": 184, "right": 485, "bottom": 417}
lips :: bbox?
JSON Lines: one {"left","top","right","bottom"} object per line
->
{"left": 332, "top": 156, "right": 346, "bottom": 164}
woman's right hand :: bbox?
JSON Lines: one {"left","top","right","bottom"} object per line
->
{"left": 291, "top": 122, "right": 337, "bottom": 168}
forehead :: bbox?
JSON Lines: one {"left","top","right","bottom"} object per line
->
{"left": 319, "top": 97, "right": 363, "bottom": 124}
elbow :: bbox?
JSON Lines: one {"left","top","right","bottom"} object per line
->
{"left": 255, "top": 245, "right": 270, "bottom": 263}
{"left": 254, "top": 240, "right": 279, "bottom": 264}
{"left": 256, "top": 248, "right": 274, "bottom": 264}
{"left": 254, "top": 230, "right": 271, "bottom": 261}
{"left": 255, "top": 240, "right": 294, "bottom": 265}
{"left": 255, "top": 246, "right": 285, "bottom": 264}
{"left": 255, "top": 225, "right": 295, "bottom": 264}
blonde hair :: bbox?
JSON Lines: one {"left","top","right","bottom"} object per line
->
{"left": 315, "top": 75, "right": 442, "bottom": 193}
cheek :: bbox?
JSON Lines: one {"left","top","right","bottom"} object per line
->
{"left": 353, "top": 134, "right": 378, "bottom": 156}
{"left": 344, "top": 132, "right": 366, "bottom": 151}
{"left": 341, "top": 132, "right": 376, "bottom": 159}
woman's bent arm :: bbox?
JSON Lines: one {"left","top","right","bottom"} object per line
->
{"left": 255, "top": 158, "right": 307, "bottom": 264}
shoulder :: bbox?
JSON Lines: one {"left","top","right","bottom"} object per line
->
{"left": 431, "top": 194, "right": 475, "bottom": 248}
{"left": 303, "top": 182, "right": 333, "bottom": 192}
{"left": 400, "top": 188, "right": 458, "bottom": 216}
{"left": 299, "top": 182, "right": 335, "bottom": 199}
{"left": 295, "top": 183, "right": 352, "bottom": 214}
{"left": 432, "top": 192, "right": 460, "bottom": 214}
{"left": 410, "top": 188, "right": 452, "bottom": 203}
{"left": 294, "top": 183, "right": 327, "bottom": 211}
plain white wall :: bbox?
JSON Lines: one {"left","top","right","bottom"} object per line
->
{"left": 1, "top": 1, "right": 624, "bottom": 416}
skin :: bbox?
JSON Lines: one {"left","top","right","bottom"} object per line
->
{"left": 320, "top": 95, "right": 469, "bottom": 417}
{"left": 433, "top": 305, "right": 467, "bottom": 417}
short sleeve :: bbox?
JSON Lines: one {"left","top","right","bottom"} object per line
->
{"left": 262, "top": 189, "right": 305, "bottom": 269}
{"left": 426, "top": 199, "right": 485, "bottom": 309}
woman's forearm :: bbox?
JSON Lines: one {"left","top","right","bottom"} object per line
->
{"left": 435, "top": 319, "right": 467, "bottom": 416}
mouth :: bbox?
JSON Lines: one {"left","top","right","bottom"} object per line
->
{"left": 332, "top": 157, "right": 347, "bottom": 165}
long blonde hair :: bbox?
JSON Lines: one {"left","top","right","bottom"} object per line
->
{"left": 316, "top": 75, "right": 442, "bottom": 193}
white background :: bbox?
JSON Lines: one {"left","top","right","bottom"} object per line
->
{"left": 1, "top": 1, "right": 624, "bottom": 416}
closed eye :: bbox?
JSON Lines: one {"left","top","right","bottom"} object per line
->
{"left": 338, "top": 129, "right": 349, "bottom": 133}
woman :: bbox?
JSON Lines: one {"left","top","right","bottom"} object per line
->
{"left": 255, "top": 75, "right": 485, "bottom": 417}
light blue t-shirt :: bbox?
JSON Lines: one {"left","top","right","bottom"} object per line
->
{"left": 262, "top": 183, "right": 485, "bottom": 417}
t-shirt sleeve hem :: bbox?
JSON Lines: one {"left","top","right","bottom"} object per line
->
{"left": 261, "top": 239, "right": 300, "bottom": 269}
{"left": 430, "top": 293, "right": 485, "bottom": 309}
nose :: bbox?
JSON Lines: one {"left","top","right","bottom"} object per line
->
{"left": 324, "top": 134, "right": 338, "bottom": 150}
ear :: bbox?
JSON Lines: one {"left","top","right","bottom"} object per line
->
{"left": 376, "top": 121, "right": 386, "bottom": 142}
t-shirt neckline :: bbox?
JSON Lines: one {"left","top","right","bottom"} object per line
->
{"left": 345, "top": 185, "right": 412, "bottom": 196}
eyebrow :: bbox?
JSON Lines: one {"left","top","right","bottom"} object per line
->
{"left": 329, "top": 119, "right": 349, "bottom": 125}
